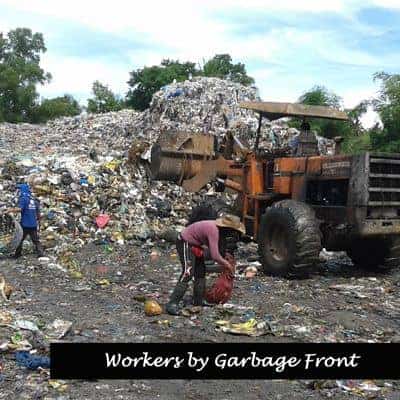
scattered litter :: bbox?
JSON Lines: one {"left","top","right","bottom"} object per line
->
{"left": 96, "top": 279, "right": 111, "bottom": 286}
{"left": 0, "top": 77, "right": 333, "bottom": 265}
{"left": 336, "top": 380, "right": 381, "bottom": 394}
{"left": 0, "top": 76, "right": 398, "bottom": 398}
{"left": 0, "top": 275, "right": 12, "bottom": 301}
{"left": 244, "top": 266, "right": 257, "bottom": 279}
{"left": 48, "top": 379, "right": 68, "bottom": 392}
{"left": 0, "top": 310, "right": 13, "bottom": 324}
{"left": 45, "top": 319, "right": 72, "bottom": 340}
{"left": 144, "top": 299, "right": 162, "bottom": 316}
{"left": 95, "top": 214, "right": 110, "bottom": 229}
{"left": 215, "top": 318, "right": 273, "bottom": 337}
{"left": 15, "top": 351, "right": 50, "bottom": 370}
{"left": 15, "top": 320, "right": 39, "bottom": 332}
{"left": 150, "top": 250, "right": 160, "bottom": 263}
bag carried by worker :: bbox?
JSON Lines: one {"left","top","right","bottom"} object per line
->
{"left": 205, "top": 272, "right": 234, "bottom": 304}
{"left": 191, "top": 245, "right": 204, "bottom": 258}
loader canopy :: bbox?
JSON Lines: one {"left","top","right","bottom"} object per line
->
{"left": 240, "top": 101, "right": 349, "bottom": 121}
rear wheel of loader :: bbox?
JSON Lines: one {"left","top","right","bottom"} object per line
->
{"left": 348, "top": 237, "right": 400, "bottom": 271}
{"left": 258, "top": 200, "right": 322, "bottom": 277}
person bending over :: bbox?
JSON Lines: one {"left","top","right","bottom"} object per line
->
{"left": 166, "top": 214, "right": 245, "bottom": 315}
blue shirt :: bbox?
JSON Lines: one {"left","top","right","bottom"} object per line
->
{"left": 19, "top": 194, "right": 39, "bottom": 228}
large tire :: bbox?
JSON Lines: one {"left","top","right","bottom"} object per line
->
{"left": 258, "top": 200, "right": 322, "bottom": 277}
{"left": 348, "top": 236, "right": 400, "bottom": 271}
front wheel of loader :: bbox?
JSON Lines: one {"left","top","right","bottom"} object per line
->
{"left": 258, "top": 200, "right": 322, "bottom": 277}
{"left": 348, "top": 236, "right": 400, "bottom": 271}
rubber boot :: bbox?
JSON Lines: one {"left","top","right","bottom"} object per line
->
{"left": 166, "top": 281, "right": 188, "bottom": 315}
{"left": 13, "top": 242, "right": 23, "bottom": 259}
{"left": 193, "top": 278, "right": 206, "bottom": 306}
{"left": 36, "top": 243, "right": 44, "bottom": 258}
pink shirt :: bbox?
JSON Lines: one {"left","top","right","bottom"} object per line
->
{"left": 181, "top": 220, "right": 230, "bottom": 269}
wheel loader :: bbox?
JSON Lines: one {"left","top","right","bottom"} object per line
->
{"left": 147, "top": 101, "right": 400, "bottom": 276}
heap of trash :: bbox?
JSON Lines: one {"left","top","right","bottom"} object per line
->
{"left": 133, "top": 77, "right": 335, "bottom": 153}
{"left": 0, "top": 77, "right": 334, "bottom": 257}
{"left": 133, "top": 77, "right": 260, "bottom": 141}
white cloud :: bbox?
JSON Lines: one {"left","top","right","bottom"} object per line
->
{"left": 0, "top": 0, "right": 365, "bottom": 56}
{"left": 39, "top": 55, "right": 129, "bottom": 101}
{"left": 341, "top": 87, "right": 378, "bottom": 108}
{"left": 370, "top": 0, "right": 400, "bottom": 9}
{"left": 1, "top": 0, "right": 396, "bottom": 67}
{"left": 341, "top": 88, "right": 381, "bottom": 128}
{"left": 361, "top": 108, "right": 381, "bottom": 128}
{"left": 1, "top": 0, "right": 398, "bottom": 127}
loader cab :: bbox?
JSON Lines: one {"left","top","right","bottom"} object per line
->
{"left": 237, "top": 102, "right": 349, "bottom": 239}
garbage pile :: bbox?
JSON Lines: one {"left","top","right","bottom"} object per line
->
{"left": 133, "top": 77, "right": 335, "bottom": 153}
{"left": 133, "top": 77, "right": 260, "bottom": 142}
{"left": 0, "top": 109, "right": 142, "bottom": 160}
{"left": 0, "top": 77, "right": 335, "bottom": 258}
{"left": 0, "top": 110, "right": 207, "bottom": 258}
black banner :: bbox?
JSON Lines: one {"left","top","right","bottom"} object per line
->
{"left": 50, "top": 343, "right": 400, "bottom": 379}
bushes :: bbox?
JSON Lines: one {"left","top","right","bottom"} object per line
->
{"left": 32, "top": 95, "right": 81, "bottom": 123}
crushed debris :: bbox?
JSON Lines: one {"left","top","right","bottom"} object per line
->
{"left": 0, "top": 77, "right": 398, "bottom": 399}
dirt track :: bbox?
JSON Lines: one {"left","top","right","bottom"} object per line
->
{"left": 1, "top": 241, "right": 400, "bottom": 399}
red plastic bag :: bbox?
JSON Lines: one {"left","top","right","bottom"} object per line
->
{"left": 191, "top": 246, "right": 204, "bottom": 258}
{"left": 95, "top": 214, "right": 110, "bottom": 229}
{"left": 205, "top": 272, "right": 234, "bottom": 304}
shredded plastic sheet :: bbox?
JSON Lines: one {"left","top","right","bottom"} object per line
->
{"left": 215, "top": 318, "right": 274, "bottom": 337}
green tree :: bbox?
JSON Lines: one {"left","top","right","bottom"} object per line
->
{"left": 126, "top": 59, "right": 198, "bottom": 111}
{"left": 298, "top": 85, "right": 341, "bottom": 108}
{"left": 347, "top": 100, "right": 369, "bottom": 135}
{"left": 340, "top": 100, "right": 371, "bottom": 154}
{"left": 203, "top": 54, "right": 254, "bottom": 86}
{"left": 125, "top": 55, "right": 254, "bottom": 110}
{"left": 369, "top": 72, "right": 400, "bottom": 152}
{"left": 296, "top": 85, "right": 351, "bottom": 139}
{"left": 33, "top": 95, "right": 81, "bottom": 123}
{"left": 87, "top": 80, "right": 123, "bottom": 114}
{"left": 0, "top": 28, "right": 51, "bottom": 122}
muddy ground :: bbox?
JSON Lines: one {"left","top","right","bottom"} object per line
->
{"left": 1, "top": 240, "right": 400, "bottom": 399}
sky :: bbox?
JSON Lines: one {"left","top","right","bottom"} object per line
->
{"left": 1, "top": 0, "right": 399, "bottom": 127}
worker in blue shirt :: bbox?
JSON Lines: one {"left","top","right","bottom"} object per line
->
{"left": 8, "top": 183, "right": 44, "bottom": 258}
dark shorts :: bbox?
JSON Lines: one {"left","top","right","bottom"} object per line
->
{"left": 176, "top": 235, "right": 206, "bottom": 283}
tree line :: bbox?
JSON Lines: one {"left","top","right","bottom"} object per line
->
{"left": 1, "top": 27, "right": 399, "bottom": 154}
{"left": 0, "top": 28, "right": 254, "bottom": 122}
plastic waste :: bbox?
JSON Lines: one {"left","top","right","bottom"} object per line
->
{"left": 144, "top": 300, "right": 162, "bottom": 316}
{"left": 215, "top": 318, "right": 273, "bottom": 337}
{"left": 48, "top": 380, "right": 68, "bottom": 392}
{"left": 205, "top": 272, "right": 233, "bottom": 304}
{"left": 336, "top": 380, "right": 381, "bottom": 393}
{"left": 244, "top": 265, "right": 257, "bottom": 278}
{"left": 150, "top": 251, "right": 160, "bottom": 263}
{"left": 95, "top": 214, "right": 110, "bottom": 229}
{"left": 0, "top": 275, "right": 12, "bottom": 301}
{"left": 15, "top": 320, "right": 39, "bottom": 332}
{"left": 15, "top": 351, "right": 50, "bottom": 370}
{"left": 45, "top": 319, "right": 72, "bottom": 340}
